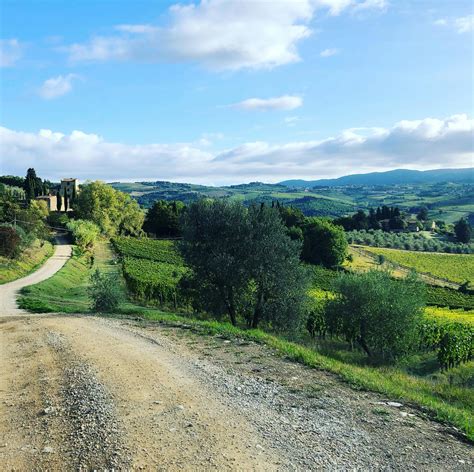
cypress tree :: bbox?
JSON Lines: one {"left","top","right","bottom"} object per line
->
{"left": 24, "top": 168, "right": 37, "bottom": 204}
{"left": 56, "top": 191, "right": 62, "bottom": 212}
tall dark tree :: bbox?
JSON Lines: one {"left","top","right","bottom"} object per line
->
{"left": 24, "top": 168, "right": 38, "bottom": 204}
{"left": 56, "top": 191, "right": 62, "bottom": 212}
{"left": 454, "top": 218, "right": 471, "bottom": 243}
{"left": 417, "top": 207, "right": 429, "bottom": 221}
{"left": 302, "top": 217, "right": 348, "bottom": 267}
{"left": 64, "top": 194, "right": 68, "bottom": 212}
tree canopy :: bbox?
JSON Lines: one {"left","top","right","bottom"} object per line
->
{"left": 180, "top": 200, "right": 308, "bottom": 329}
{"left": 302, "top": 217, "right": 348, "bottom": 267}
{"left": 75, "top": 181, "right": 144, "bottom": 236}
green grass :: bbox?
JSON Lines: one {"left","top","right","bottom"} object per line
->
{"left": 0, "top": 240, "right": 54, "bottom": 284}
{"left": 18, "top": 241, "right": 120, "bottom": 313}
{"left": 365, "top": 247, "right": 474, "bottom": 284}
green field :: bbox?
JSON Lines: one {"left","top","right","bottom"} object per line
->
{"left": 0, "top": 239, "right": 53, "bottom": 284}
{"left": 364, "top": 247, "right": 474, "bottom": 284}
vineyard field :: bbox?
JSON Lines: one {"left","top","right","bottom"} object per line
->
{"left": 112, "top": 236, "right": 183, "bottom": 265}
{"left": 425, "top": 307, "right": 474, "bottom": 326}
{"left": 364, "top": 247, "right": 474, "bottom": 285}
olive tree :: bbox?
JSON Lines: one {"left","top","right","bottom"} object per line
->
{"left": 325, "top": 270, "right": 425, "bottom": 362}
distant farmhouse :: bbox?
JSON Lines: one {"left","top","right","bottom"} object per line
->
{"left": 36, "top": 178, "right": 79, "bottom": 212}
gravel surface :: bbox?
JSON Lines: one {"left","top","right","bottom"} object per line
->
{"left": 46, "top": 331, "right": 130, "bottom": 470}
{"left": 1, "top": 314, "right": 473, "bottom": 471}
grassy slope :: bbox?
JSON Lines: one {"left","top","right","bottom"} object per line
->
{"left": 364, "top": 247, "right": 474, "bottom": 284}
{"left": 18, "top": 239, "right": 474, "bottom": 440}
{"left": 18, "top": 241, "right": 122, "bottom": 313}
{"left": 0, "top": 240, "right": 54, "bottom": 284}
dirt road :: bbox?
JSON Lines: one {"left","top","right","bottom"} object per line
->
{"left": 1, "top": 314, "right": 473, "bottom": 471}
{"left": 0, "top": 237, "right": 71, "bottom": 315}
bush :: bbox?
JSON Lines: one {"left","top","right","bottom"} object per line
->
{"left": 0, "top": 224, "right": 22, "bottom": 258}
{"left": 88, "top": 269, "right": 122, "bottom": 312}
{"left": 419, "top": 318, "right": 474, "bottom": 369}
{"left": 324, "top": 270, "right": 425, "bottom": 361}
{"left": 67, "top": 219, "right": 100, "bottom": 252}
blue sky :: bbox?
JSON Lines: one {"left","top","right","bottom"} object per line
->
{"left": 0, "top": 0, "right": 473, "bottom": 184}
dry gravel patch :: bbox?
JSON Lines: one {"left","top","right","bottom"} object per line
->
{"left": 1, "top": 314, "right": 473, "bottom": 471}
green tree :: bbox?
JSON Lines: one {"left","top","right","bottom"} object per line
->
{"left": 302, "top": 218, "right": 348, "bottom": 267}
{"left": 75, "top": 181, "right": 144, "bottom": 236}
{"left": 24, "top": 168, "right": 38, "bottom": 204}
{"left": 246, "top": 205, "right": 309, "bottom": 330}
{"left": 180, "top": 199, "right": 251, "bottom": 326}
{"left": 454, "top": 218, "right": 471, "bottom": 243}
{"left": 143, "top": 200, "right": 185, "bottom": 237}
{"left": 325, "top": 270, "right": 425, "bottom": 361}
{"left": 180, "top": 200, "right": 309, "bottom": 330}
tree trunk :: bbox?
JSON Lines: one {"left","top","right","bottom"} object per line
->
{"left": 357, "top": 335, "right": 371, "bottom": 357}
{"left": 251, "top": 290, "right": 264, "bottom": 329}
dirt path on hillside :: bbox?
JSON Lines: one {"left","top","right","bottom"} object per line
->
{"left": 0, "top": 237, "right": 71, "bottom": 315}
{"left": 1, "top": 314, "right": 472, "bottom": 471}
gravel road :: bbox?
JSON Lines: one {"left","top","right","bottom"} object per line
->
{"left": 1, "top": 314, "right": 472, "bottom": 471}
{"left": 0, "top": 236, "right": 71, "bottom": 315}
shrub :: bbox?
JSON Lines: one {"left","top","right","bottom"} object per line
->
{"left": 0, "top": 224, "right": 21, "bottom": 258}
{"left": 88, "top": 269, "right": 122, "bottom": 312}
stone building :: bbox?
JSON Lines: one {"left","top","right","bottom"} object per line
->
{"left": 35, "top": 178, "right": 78, "bottom": 212}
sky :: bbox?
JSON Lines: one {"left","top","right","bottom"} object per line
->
{"left": 0, "top": 0, "right": 473, "bottom": 185}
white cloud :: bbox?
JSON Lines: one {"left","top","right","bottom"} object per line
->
{"left": 232, "top": 95, "right": 303, "bottom": 111}
{"left": 65, "top": 0, "right": 386, "bottom": 70}
{"left": 320, "top": 48, "right": 340, "bottom": 57}
{"left": 1, "top": 115, "right": 471, "bottom": 185}
{"left": 434, "top": 15, "right": 474, "bottom": 33}
{"left": 38, "top": 74, "right": 79, "bottom": 99}
{"left": 454, "top": 15, "right": 474, "bottom": 33}
{"left": 0, "top": 39, "right": 23, "bottom": 67}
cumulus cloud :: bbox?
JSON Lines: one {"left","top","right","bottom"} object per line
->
{"left": 232, "top": 95, "right": 303, "bottom": 111}
{"left": 320, "top": 48, "right": 340, "bottom": 57}
{"left": 1, "top": 114, "right": 471, "bottom": 185}
{"left": 38, "top": 74, "right": 79, "bottom": 99}
{"left": 65, "top": 0, "right": 386, "bottom": 70}
{"left": 435, "top": 15, "right": 474, "bottom": 33}
{"left": 0, "top": 39, "right": 24, "bottom": 67}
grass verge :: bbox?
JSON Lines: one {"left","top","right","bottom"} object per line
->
{"left": 0, "top": 240, "right": 54, "bottom": 285}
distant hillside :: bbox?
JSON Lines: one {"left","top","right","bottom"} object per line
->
{"left": 280, "top": 168, "right": 473, "bottom": 188}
